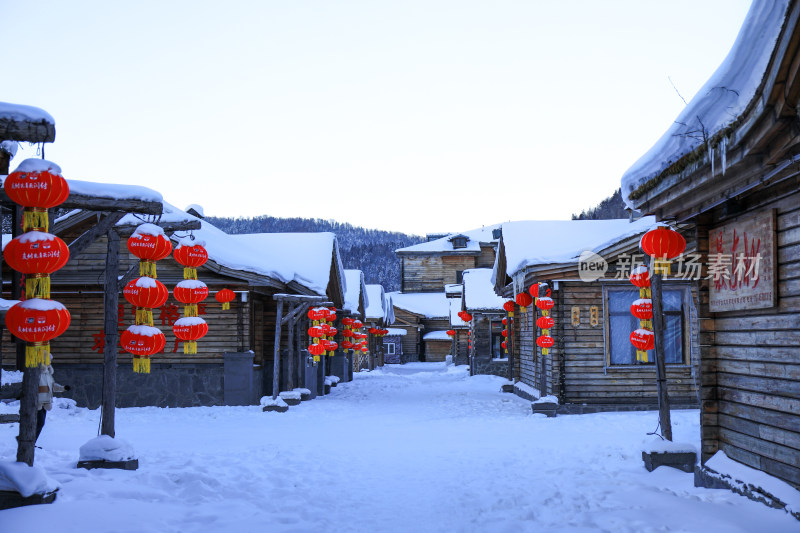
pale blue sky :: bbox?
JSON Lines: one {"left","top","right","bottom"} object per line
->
{"left": 2, "top": 0, "right": 751, "bottom": 235}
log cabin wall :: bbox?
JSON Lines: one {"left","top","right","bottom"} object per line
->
{"left": 695, "top": 176, "right": 800, "bottom": 489}
{"left": 476, "top": 245, "right": 497, "bottom": 268}
{"left": 469, "top": 312, "right": 507, "bottom": 377}
{"left": 454, "top": 329, "right": 469, "bottom": 365}
{"left": 401, "top": 254, "right": 476, "bottom": 292}
{"left": 392, "top": 308, "right": 421, "bottom": 361}
{"left": 424, "top": 341, "right": 451, "bottom": 362}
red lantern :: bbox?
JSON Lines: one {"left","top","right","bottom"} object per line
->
{"left": 528, "top": 284, "right": 540, "bottom": 298}
{"left": 327, "top": 308, "right": 337, "bottom": 322}
{"left": 640, "top": 226, "right": 686, "bottom": 275}
{"left": 630, "top": 299, "right": 653, "bottom": 320}
{"left": 342, "top": 330, "right": 353, "bottom": 338}
{"left": 121, "top": 325, "right": 166, "bottom": 373}
{"left": 537, "top": 335, "right": 554, "bottom": 349}
{"left": 501, "top": 329, "right": 508, "bottom": 338}
{"left": 4, "top": 232, "right": 69, "bottom": 275}
{"left": 342, "top": 341, "right": 353, "bottom": 350}
{"left": 127, "top": 227, "right": 173, "bottom": 261}
{"left": 502, "top": 301, "right": 515, "bottom": 316}
{"left": 536, "top": 297, "right": 554, "bottom": 311}
{"left": 342, "top": 317, "right": 354, "bottom": 326}
{"left": 308, "top": 343, "right": 325, "bottom": 358}
{"left": 173, "top": 317, "right": 209, "bottom": 354}
{"left": 629, "top": 266, "right": 651, "bottom": 288}
{"left": 308, "top": 326, "right": 323, "bottom": 339}
{"left": 173, "top": 280, "right": 209, "bottom": 304}
{"left": 360, "top": 346, "right": 368, "bottom": 353}
{"left": 501, "top": 341, "right": 507, "bottom": 350}
{"left": 368, "top": 327, "right": 377, "bottom": 335}
{"left": 4, "top": 231, "right": 70, "bottom": 299}
{"left": 328, "top": 327, "right": 338, "bottom": 337}
{"left": 446, "top": 330, "right": 455, "bottom": 336}
{"left": 215, "top": 288, "right": 235, "bottom": 310}
{"left": 352, "top": 320, "right": 363, "bottom": 329}
{"left": 4, "top": 161, "right": 70, "bottom": 210}
{"left": 630, "top": 328, "right": 655, "bottom": 351}
{"left": 537, "top": 316, "right": 555, "bottom": 330}
{"left": 461, "top": 312, "right": 473, "bottom": 322}
{"left": 173, "top": 243, "right": 208, "bottom": 268}
{"left": 6, "top": 299, "right": 71, "bottom": 367}
{"left": 515, "top": 292, "right": 533, "bottom": 310}
{"left": 124, "top": 277, "right": 169, "bottom": 309}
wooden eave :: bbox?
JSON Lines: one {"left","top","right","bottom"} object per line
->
{"left": 396, "top": 250, "right": 481, "bottom": 257}
{"left": 629, "top": 0, "right": 800, "bottom": 221}
{"left": 0, "top": 117, "right": 55, "bottom": 144}
{"left": 0, "top": 190, "right": 163, "bottom": 215}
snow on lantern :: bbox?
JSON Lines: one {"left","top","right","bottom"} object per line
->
{"left": 127, "top": 224, "right": 172, "bottom": 278}
{"left": 630, "top": 328, "right": 655, "bottom": 353}
{"left": 6, "top": 299, "right": 71, "bottom": 367}
{"left": 535, "top": 296, "right": 555, "bottom": 356}
{"left": 173, "top": 241, "right": 208, "bottom": 280}
{"left": 536, "top": 335, "right": 554, "bottom": 354}
{"left": 172, "top": 240, "right": 210, "bottom": 352}
{"left": 640, "top": 225, "right": 686, "bottom": 276}
{"left": 215, "top": 288, "right": 235, "bottom": 310}
{"left": 123, "top": 277, "right": 169, "bottom": 325}
{"left": 121, "top": 325, "right": 166, "bottom": 373}
{"left": 629, "top": 266, "right": 654, "bottom": 363}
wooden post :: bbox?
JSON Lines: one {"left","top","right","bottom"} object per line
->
{"left": 0, "top": 154, "right": 7, "bottom": 382}
{"left": 650, "top": 264, "right": 673, "bottom": 441}
{"left": 286, "top": 303, "right": 296, "bottom": 391}
{"left": 271, "top": 299, "right": 284, "bottom": 400}
{"left": 101, "top": 230, "right": 120, "bottom": 437}
{"left": 507, "top": 311, "right": 513, "bottom": 382}
{"left": 12, "top": 205, "right": 24, "bottom": 369}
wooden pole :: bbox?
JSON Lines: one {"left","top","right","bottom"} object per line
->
{"left": 650, "top": 264, "right": 673, "bottom": 441}
{"left": 286, "top": 303, "right": 296, "bottom": 391}
{"left": 0, "top": 153, "right": 7, "bottom": 383}
{"left": 101, "top": 230, "right": 120, "bottom": 437}
{"left": 271, "top": 299, "right": 284, "bottom": 400}
{"left": 12, "top": 205, "right": 24, "bottom": 369}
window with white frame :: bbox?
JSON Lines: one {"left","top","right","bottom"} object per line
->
{"left": 385, "top": 342, "right": 395, "bottom": 355}
{"left": 604, "top": 284, "right": 688, "bottom": 366}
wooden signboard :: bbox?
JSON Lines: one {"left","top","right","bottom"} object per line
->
{"left": 709, "top": 210, "right": 777, "bottom": 312}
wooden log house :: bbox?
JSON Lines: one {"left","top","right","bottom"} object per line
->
{"left": 492, "top": 218, "right": 700, "bottom": 411}
{"left": 620, "top": 0, "right": 800, "bottom": 499}
{"left": 343, "top": 269, "right": 367, "bottom": 373}
{"left": 448, "top": 297, "right": 469, "bottom": 366}
{"left": 365, "top": 283, "right": 393, "bottom": 368}
{"left": 389, "top": 291, "right": 452, "bottom": 362}
{"left": 461, "top": 268, "right": 507, "bottom": 377}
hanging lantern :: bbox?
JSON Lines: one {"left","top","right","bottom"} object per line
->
{"left": 629, "top": 266, "right": 651, "bottom": 300}
{"left": 4, "top": 159, "right": 70, "bottom": 232}
{"left": 501, "top": 329, "right": 508, "bottom": 338}
{"left": 630, "top": 328, "right": 655, "bottom": 361}
{"left": 6, "top": 299, "right": 71, "bottom": 367}
{"left": 461, "top": 312, "right": 473, "bottom": 322}
{"left": 536, "top": 297, "right": 554, "bottom": 312}
{"left": 127, "top": 224, "right": 172, "bottom": 278}
{"left": 352, "top": 320, "right": 363, "bottom": 329}
{"left": 537, "top": 316, "right": 555, "bottom": 330}
{"left": 121, "top": 325, "right": 166, "bottom": 373}
{"left": 173, "top": 317, "right": 208, "bottom": 354}
{"left": 515, "top": 292, "right": 533, "bottom": 312}
{"left": 446, "top": 330, "right": 455, "bottom": 336}
{"left": 342, "top": 340, "right": 353, "bottom": 350}
{"left": 368, "top": 327, "right": 377, "bottom": 335}
{"left": 173, "top": 280, "right": 209, "bottom": 314}
{"left": 630, "top": 299, "right": 653, "bottom": 321}
{"left": 501, "top": 340, "right": 507, "bottom": 353}
{"left": 528, "top": 283, "right": 540, "bottom": 299}
{"left": 123, "top": 277, "right": 169, "bottom": 324}
{"left": 4, "top": 232, "right": 70, "bottom": 299}
{"left": 215, "top": 288, "right": 235, "bottom": 310}
{"left": 342, "top": 317, "right": 354, "bottom": 326}
{"left": 537, "top": 335, "right": 554, "bottom": 355}
{"left": 327, "top": 307, "right": 337, "bottom": 322}
{"left": 173, "top": 241, "right": 208, "bottom": 280}
{"left": 502, "top": 300, "right": 515, "bottom": 318}
{"left": 640, "top": 226, "right": 686, "bottom": 276}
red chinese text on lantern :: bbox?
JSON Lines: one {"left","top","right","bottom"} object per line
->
{"left": 123, "top": 277, "right": 169, "bottom": 309}
{"left": 629, "top": 266, "right": 651, "bottom": 288}
{"left": 3, "top": 160, "right": 70, "bottom": 209}
{"left": 4, "top": 232, "right": 69, "bottom": 274}
{"left": 630, "top": 329, "right": 655, "bottom": 351}
{"left": 536, "top": 335, "right": 554, "bottom": 349}
{"left": 630, "top": 299, "right": 653, "bottom": 320}
{"left": 535, "top": 297, "right": 554, "bottom": 311}
{"left": 537, "top": 316, "right": 555, "bottom": 330}
{"left": 173, "top": 280, "right": 209, "bottom": 304}
{"left": 6, "top": 299, "right": 71, "bottom": 366}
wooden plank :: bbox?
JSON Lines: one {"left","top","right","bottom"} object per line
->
{"left": 67, "top": 213, "right": 125, "bottom": 258}
{"left": 101, "top": 230, "right": 120, "bottom": 437}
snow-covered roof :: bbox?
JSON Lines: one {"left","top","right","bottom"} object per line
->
{"left": 620, "top": 0, "right": 789, "bottom": 208}
{"left": 343, "top": 270, "right": 366, "bottom": 315}
{"left": 445, "top": 284, "right": 462, "bottom": 296}
{"left": 0, "top": 101, "right": 54, "bottom": 126}
{"left": 389, "top": 291, "right": 450, "bottom": 319}
{"left": 423, "top": 330, "right": 452, "bottom": 341}
{"left": 449, "top": 298, "right": 468, "bottom": 327}
{"left": 496, "top": 218, "right": 656, "bottom": 279}
{"left": 1, "top": 171, "right": 164, "bottom": 205}
{"left": 365, "top": 284, "right": 390, "bottom": 323}
{"left": 384, "top": 327, "right": 407, "bottom": 337}
{"left": 230, "top": 232, "right": 344, "bottom": 298}
{"left": 396, "top": 224, "right": 501, "bottom": 254}
{"left": 463, "top": 269, "right": 506, "bottom": 311}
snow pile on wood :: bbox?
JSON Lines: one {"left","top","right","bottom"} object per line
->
{"left": 620, "top": 0, "right": 789, "bottom": 207}
{"left": 278, "top": 391, "right": 301, "bottom": 401}
{"left": 389, "top": 291, "right": 450, "bottom": 319}
{"left": 259, "top": 396, "right": 288, "bottom": 408}
{"left": 463, "top": 268, "right": 506, "bottom": 311}
{"left": 641, "top": 436, "right": 696, "bottom": 454}
{"left": 533, "top": 395, "right": 559, "bottom": 405}
{"left": 365, "top": 284, "right": 390, "bottom": 322}
{"left": 343, "top": 269, "right": 365, "bottom": 314}
{"left": 328, "top": 376, "right": 341, "bottom": 384}
{"left": 423, "top": 331, "right": 452, "bottom": 341}
{"left": 0, "top": 101, "right": 54, "bottom": 125}
{"left": 0, "top": 461, "right": 58, "bottom": 497}
{"left": 293, "top": 388, "right": 311, "bottom": 395}
{"left": 78, "top": 435, "right": 136, "bottom": 462}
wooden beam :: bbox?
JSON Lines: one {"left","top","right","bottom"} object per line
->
{"left": 272, "top": 299, "right": 284, "bottom": 400}
{"left": 0, "top": 190, "right": 163, "bottom": 215}
{"left": 287, "top": 303, "right": 296, "bottom": 391}
{"left": 280, "top": 303, "right": 309, "bottom": 326}
{"left": 0, "top": 118, "right": 55, "bottom": 144}
{"left": 115, "top": 219, "right": 201, "bottom": 236}
{"left": 273, "top": 293, "right": 326, "bottom": 304}
{"left": 116, "top": 264, "right": 139, "bottom": 292}
{"left": 67, "top": 212, "right": 125, "bottom": 258}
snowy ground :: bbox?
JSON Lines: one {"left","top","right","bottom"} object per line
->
{"left": 1, "top": 363, "right": 796, "bottom": 532}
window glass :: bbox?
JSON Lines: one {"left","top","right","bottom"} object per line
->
{"left": 386, "top": 343, "right": 395, "bottom": 355}
{"left": 607, "top": 287, "right": 685, "bottom": 365}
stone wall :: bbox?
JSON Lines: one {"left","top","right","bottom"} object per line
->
{"left": 472, "top": 356, "right": 509, "bottom": 378}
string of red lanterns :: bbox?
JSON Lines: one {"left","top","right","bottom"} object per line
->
{"left": 123, "top": 224, "right": 171, "bottom": 373}
{"left": 173, "top": 240, "right": 210, "bottom": 354}
{"left": 3, "top": 160, "right": 72, "bottom": 367}
{"left": 535, "top": 285, "right": 555, "bottom": 356}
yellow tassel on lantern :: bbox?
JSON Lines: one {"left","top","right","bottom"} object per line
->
{"left": 25, "top": 343, "right": 50, "bottom": 368}
{"left": 25, "top": 275, "right": 51, "bottom": 299}
{"left": 23, "top": 208, "right": 49, "bottom": 232}
{"left": 184, "top": 304, "right": 198, "bottom": 317}
{"left": 133, "top": 356, "right": 151, "bottom": 374}
{"left": 184, "top": 341, "right": 197, "bottom": 354}
{"left": 139, "top": 260, "right": 157, "bottom": 278}
{"left": 542, "top": 348, "right": 549, "bottom": 355}
{"left": 135, "top": 308, "right": 154, "bottom": 326}
{"left": 636, "top": 350, "right": 649, "bottom": 363}
{"left": 508, "top": 311, "right": 514, "bottom": 318}
{"left": 639, "top": 287, "right": 652, "bottom": 299}
{"left": 222, "top": 302, "right": 230, "bottom": 310}
{"left": 520, "top": 306, "right": 527, "bottom": 313}
{"left": 313, "top": 355, "right": 320, "bottom": 363}
{"left": 184, "top": 267, "right": 197, "bottom": 280}
{"left": 652, "top": 259, "right": 671, "bottom": 276}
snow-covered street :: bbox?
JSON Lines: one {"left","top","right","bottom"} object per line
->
{"left": 1, "top": 363, "right": 796, "bottom": 532}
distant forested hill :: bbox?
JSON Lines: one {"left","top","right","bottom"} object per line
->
{"left": 571, "top": 189, "right": 629, "bottom": 220}
{"left": 205, "top": 215, "right": 423, "bottom": 292}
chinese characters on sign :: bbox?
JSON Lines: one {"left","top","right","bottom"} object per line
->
{"left": 708, "top": 211, "right": 776, "bottom": 312}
